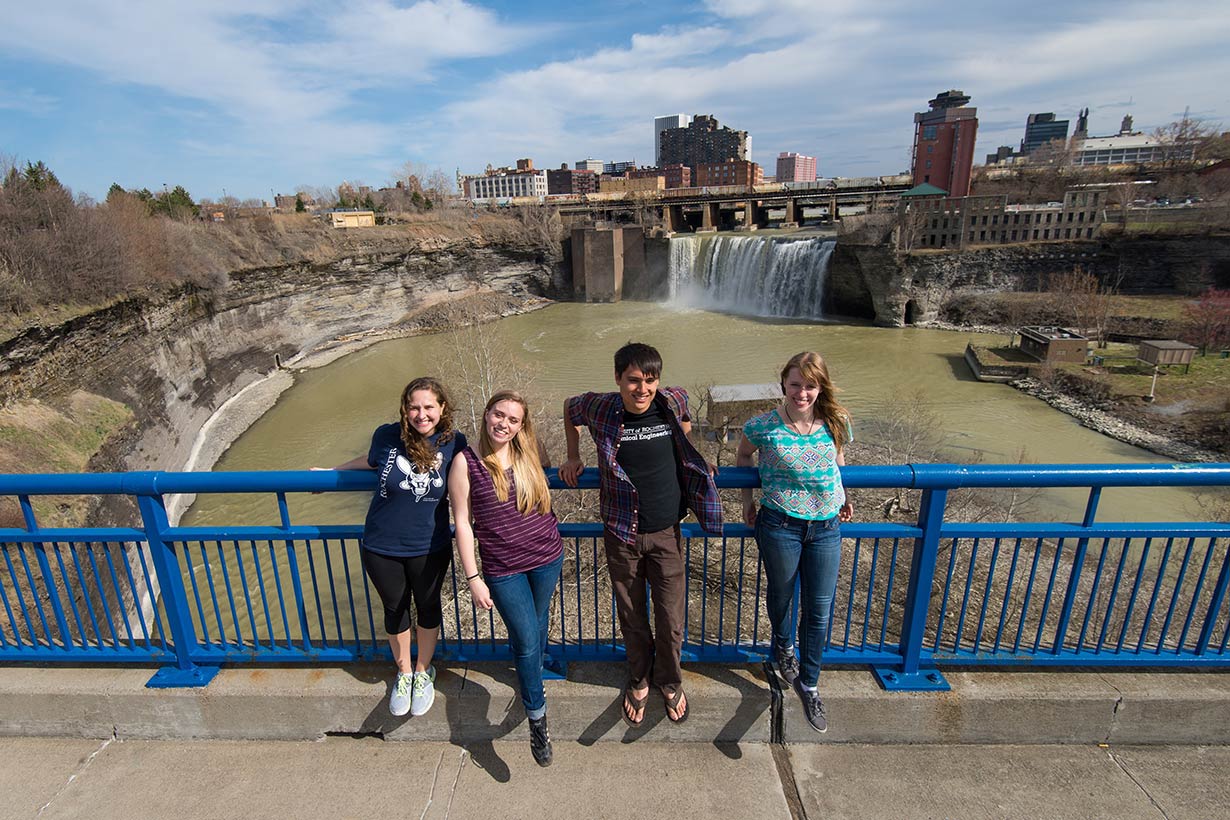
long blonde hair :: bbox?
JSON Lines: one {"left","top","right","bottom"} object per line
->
{"left": 477, "top": 390, "right": 552, "bottom": 516}
{"left": 781, "top": 351, "right": 851, "bottom": 453}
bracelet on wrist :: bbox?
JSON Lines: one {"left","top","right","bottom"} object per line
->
{"left": 466, "top": 573, "right": 481, "bottom": 581}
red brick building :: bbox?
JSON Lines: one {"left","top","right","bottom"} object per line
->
{"left": 696, "top": 160, "right": 763, "bottom": 187}
{"left": 911, "top": 90, "right": 978, "bottom": 197}
{"left": 546, "top": 166, "right": 597, "bottom": 195}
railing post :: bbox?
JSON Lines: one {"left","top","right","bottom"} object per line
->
{"left": 873, "top": 488, "right": 950, "bottom": 691}
{"left": 136, "top": 493, "right": 219, "bottom": 688}
{"left": 1195, "top": 538, "right": 1230, "bottom": 655}
{"left": 1052, "top": 487, "right": 1101, "bottom": 654}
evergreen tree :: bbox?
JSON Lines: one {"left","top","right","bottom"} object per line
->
{"left": 295, "top": 194, "right": 306, "bottom": 212}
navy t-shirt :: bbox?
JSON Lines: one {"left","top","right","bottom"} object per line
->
{"left": 361, "top": 423, "right": 466, "bottom": 557}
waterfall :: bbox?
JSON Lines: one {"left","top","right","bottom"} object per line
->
{"left": 667, "top": 234, "right": 836, "bottom": 319}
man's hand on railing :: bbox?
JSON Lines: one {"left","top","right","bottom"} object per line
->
{"left": 559, "top": 457, "right": 585, "bottom": 488}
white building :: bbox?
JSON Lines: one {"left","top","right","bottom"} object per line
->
{"left": 1071, "top": 134, "right": 1167, "bottom": 166}
{"left": 463, "top": 169, "right": 548, "bottom": 201}
{"left": 653, "top": 114, "right": 692, "bottom": 165}
{"left": 575, "top": 158, "right": 604, "bottom": 173}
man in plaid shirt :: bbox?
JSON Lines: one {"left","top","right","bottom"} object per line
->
{"left": 561, "top": 342, "right": 721, "bottom": 725}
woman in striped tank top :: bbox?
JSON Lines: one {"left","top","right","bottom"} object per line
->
{"left": 448, "top": 390, "right": 564, "bottom": 767}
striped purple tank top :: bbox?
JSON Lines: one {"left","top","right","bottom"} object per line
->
{"left": 464, "top": 446, "right": 564, "bottom": 577}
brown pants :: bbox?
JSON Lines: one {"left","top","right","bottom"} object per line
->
{"left": 603, "top": 525, "right": 686, "bottom": 693}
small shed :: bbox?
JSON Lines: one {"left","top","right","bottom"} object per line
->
{"left": 1138, "top": 340, "right": 1197, "bottom": 372}
{"left": 706, "top": 383, "right": 779, "bottom": 438}
{"left": 1018, "top": 326, "right": 1089, "bottom": 364}
{"left": 328, "top": 209, "right": 376, "bottom": 228}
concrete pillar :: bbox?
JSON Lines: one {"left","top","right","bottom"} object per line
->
{"left": 665, "top": 204, "right": 685, "bottom": 233}
{"left": 570, "top": 227, "right": 588, "bottom": 298}
{"left": 579, "top": 227, "right": 624, "bottom": 302}
{"left": 785, "top": 197, "right": 799, "bottom": 225}
{"left": 829, "top": 195, "right": 840, "bottom": 221}
{"left": 701, "top": 202, "right": 720, "bottom": 231}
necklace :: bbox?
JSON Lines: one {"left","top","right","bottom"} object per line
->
{"left": 781, "top": 404, "right": 816, "bottom": 436}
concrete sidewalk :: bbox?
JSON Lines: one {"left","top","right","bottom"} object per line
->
{"left": 5, "top": 736, "right": 1229, "bottom": 820}
{"left": 2, "top": 663, "right": 1229, "bottom": 746}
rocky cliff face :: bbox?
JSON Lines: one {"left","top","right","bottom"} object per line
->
{"left": 0, "top": 242, "right": 559, "bottom": 476}
{"left": 827, "top": 235, "right": 1230, "bottom": 326}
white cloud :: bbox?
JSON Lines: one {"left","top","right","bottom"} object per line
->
{"left": 0, "top": 85, "right": 57, "bottom": 115}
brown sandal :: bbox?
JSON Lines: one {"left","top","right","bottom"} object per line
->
{"left": 622, "top": 684, "right": 648, "bottom": 726}
{"left": 662, "top": 686, "right": 689, "bottom": 724}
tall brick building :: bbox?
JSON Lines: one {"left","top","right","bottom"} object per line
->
{"left": 911, "top": 90, "right": 978, "bottom": 197}
{"left": 659, "top": 114, "right": 750, "bottom": 173}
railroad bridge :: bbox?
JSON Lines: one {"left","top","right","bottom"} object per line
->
{"left": 550, "top": 179, "right": 912, "bottom": 232}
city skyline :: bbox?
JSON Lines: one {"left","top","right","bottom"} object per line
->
{"left": 2, "top": 0, "right": 1228, "bottom": 201}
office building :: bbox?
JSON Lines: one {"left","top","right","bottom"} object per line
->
{"left": 575, "top": 158, "right": 603, "bottom": 173}
{"left": 603, "top": 160, "right": 637, "bottom": 175}
{"left": 462, "top": 168, "right": 548, "bottom": 200}
{"left": 911, "top": 89, "right": 979, "bottom": 197}
{"left": 1021, "top": 113, "right": 1069, "bottom": 155}
{"left": 776, "top": 152, "right": 817, "bottom": 182}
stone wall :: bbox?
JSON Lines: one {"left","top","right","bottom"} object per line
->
{"left": 0, "top": 243, "right": 557, "bottom": 477}
{"left": 828, "top": 234, "right": 1230, "bottom": 326}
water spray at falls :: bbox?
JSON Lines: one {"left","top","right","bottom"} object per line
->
{"left": 667, "top": 234, "right": 836, "bottom": 319}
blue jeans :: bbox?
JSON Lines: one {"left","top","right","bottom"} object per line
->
{"left": 485, "top": 552, "right": 564, "bottom": 720}
{"left": 755, "top": 505, "right": 842, "bottom": 688}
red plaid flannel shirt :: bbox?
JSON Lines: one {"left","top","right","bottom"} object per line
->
{"left": 566, "top": 386, "right": 723, "bottom": 545}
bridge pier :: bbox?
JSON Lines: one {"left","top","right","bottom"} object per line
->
{"left": 664, "top": 204, "right": 686, "bottom": 234}
{"left": 785, "top": 197, "right": 802, "bottom": 228}
{"left": 829, "top": 195, "right": 840, "bottom": 222}
{"left": 742, "top": 201, "right": 765, "bottom": 230}
{"left": 701, "top": 202, "right": 720, "bottom": 232}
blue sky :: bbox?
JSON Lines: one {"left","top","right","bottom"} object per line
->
{"left": 2, "top": 0, "right": 1228, "bottom": 202}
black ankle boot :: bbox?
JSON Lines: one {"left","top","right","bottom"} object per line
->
{"left": 529, "top": 715, "right": 553, "bottom": 767}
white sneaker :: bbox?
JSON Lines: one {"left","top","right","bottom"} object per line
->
{"left": 410, "top": 666, "right": 436, "bottom": 716}
{"left": 389, "top": 672, "right": 413, "bottom": 717}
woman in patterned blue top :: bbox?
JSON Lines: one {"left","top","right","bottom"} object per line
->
{"left": 736, "top": 351, "right": 853, "bottom": 734}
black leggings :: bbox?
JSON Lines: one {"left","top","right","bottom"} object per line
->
{"left": 361, "top": 548, "right": 452, "bottom": 634}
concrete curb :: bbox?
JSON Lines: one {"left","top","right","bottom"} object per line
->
{"left": 1, "top": 664, "right": 1227, "bottom": 745}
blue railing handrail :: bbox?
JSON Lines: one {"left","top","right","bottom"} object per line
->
{"left": 2, "top": 462, "right": 1228, "bottom": 496}
{"left": 2, "top": 463, "right": 1228, "bottom": 689}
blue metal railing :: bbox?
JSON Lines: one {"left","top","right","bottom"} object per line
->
{"left": 1, "top": 464, "right": 1228, "bottom": 688}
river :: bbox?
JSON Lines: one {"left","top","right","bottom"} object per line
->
{"left": 184, "top": 301, "right": 1204, "bottom": 528}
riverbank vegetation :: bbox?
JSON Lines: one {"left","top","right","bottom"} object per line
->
{"left": 0, "top": 158, "right": 565, "bottom": 343}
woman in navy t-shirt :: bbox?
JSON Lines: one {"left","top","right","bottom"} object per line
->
{"left": 332, "top": 376, "right": 466, "bottom": 718}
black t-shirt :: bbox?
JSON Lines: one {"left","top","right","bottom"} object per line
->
{"left": 362, "top": 423, "right": 466, "bottom": 557}
{"left": 616, "top": 402, "right": 685, "bottom": 532}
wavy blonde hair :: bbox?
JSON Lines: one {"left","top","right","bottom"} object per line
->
{"left": 781, "top": 351, "right": 851, "bottom": 452}
{"left": 477, "top": 390, "right": 551, "bottom": 516}
{"left": 400, "top": 377, "right": 455, "bottom": 470}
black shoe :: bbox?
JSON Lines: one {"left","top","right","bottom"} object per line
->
{"left": 529, "top": 716, "right": 553, "bottom": 767}
{"left": 793, "top": 677, "right": 828, "bottom": 734}
{"left": 775, "top": 649, "right": 800, "bottom": 686}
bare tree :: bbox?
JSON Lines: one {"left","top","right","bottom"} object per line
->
{"left": 1181, "top": 288, "right": 1230, "bottom": 354}
{"left": 1153, "top": 113, "right": 1220, "bottom": 172}
{"left": 1046, "top": 266, "right": 1119, "bottom": 347}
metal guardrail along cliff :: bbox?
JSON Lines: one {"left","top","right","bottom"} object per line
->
{"left": 1, "top": 464, "right": 1227, "bottom": 690}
